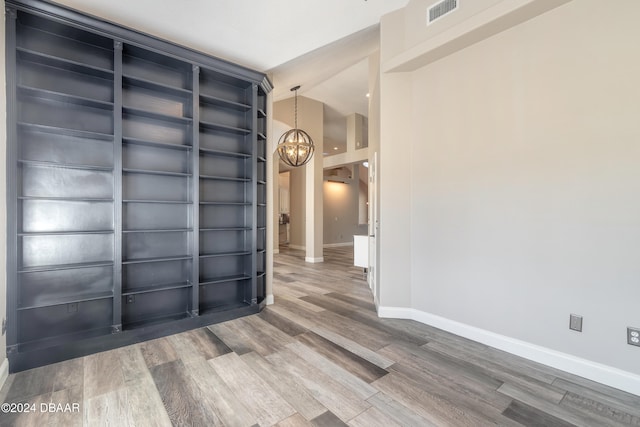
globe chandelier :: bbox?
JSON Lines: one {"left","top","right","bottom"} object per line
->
{"left": 277, "top": 86, "right": 315, "bottom": 167}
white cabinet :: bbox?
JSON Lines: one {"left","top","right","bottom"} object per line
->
{"left": 353, "top": 235, "right": 368, "bottom": 268}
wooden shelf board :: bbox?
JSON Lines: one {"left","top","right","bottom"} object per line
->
{"left": 199, "top": 275, "right": 251, "bottom": 286}
{"left": 122, "top": 281, "right": 192, "bottom": 296}
{"left": 199, "top": 251, "right": 251, "bottom": 259}
{"left": 123, "top": 74, "right": 192, "bottom": 97}
{"left": 122, "top": 255, "right": 193, "bottom": 265}
{"left": 123, "top": 312, "right": 192, "bottom": 331}
{"left": 199, "top": 174, "right": 250, "bottom": 182}
{"left": 123, "top": 228, "right": 193, "bottom": 234}
{"left": 18, "top": 85, "right": 113, "bottom": 111}
{"left": 17, "top": 47, "right": 114, "bottom": 79}
{"left": 18, "top": 291, "right": 113, "bottom": 311}
{"left": 18, "top": 196, "right": 114, "bottom": 202}
{"left": 18, "top": 159, "right": 113, "bottom": 172}
{"left": 123, "top": 106, "right": 192, "bottom": 125}
{"left": 199, "top": 147, "right": 251, "bottom": 158}
{"left": 200, "top": 93, "right": 251, "bottom": 111}
{"left": 200, "top": 227, "right": 251, "bottom": 231}
{"left": 18, "top": 230, "right": 113, "bottom": 237}
{"left": 18, "top": 122, "right": 114, "bottom": 142}
{"left": 200, "top": 120, "right": 251, "bottom": 135}
{"left": 122, "top": 137, "right": 192, "bottom": 151}
{"left": 19, "top": 261, "right": 114, "bottom": 274}
{"left": 122, "top": 199, "right": 192, "bottom": 204}
{"left": 123, "top": 168, "right": 192, "bottom": 178}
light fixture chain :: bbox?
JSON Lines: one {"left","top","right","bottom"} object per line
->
{"left": 294, "top": 88, "right": 298, "bottom": 128}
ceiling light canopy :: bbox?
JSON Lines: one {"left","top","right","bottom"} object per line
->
{"left": 277, "top": 86, "right": 315, "bottom": 167}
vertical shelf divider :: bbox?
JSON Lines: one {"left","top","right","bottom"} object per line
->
{"left": 5, "top": 5, "right": 19, "bottom": 355}
{"left": 191, "top": 65, "right": 200, "bottom": 316}
{"left": 250, "top": 84, "right": 259, "bottom": 306}
{"left": 112, "top": 40, "right": 124, "bottom": 332}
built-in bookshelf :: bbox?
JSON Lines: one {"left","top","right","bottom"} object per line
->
{"left": 120, "top": 44, "right": 195, "bottom": 329}
{"left": 5, "top": 0, "right": 271, "bottom": 372}
{"left": 198, "top": 68, "right": 255, "bottom": 315}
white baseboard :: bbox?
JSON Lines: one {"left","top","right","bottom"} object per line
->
{"left": 323, "top": 242, "right": 354, "bottom": 248}
{"left": 266, "top": 294, "right": 274, "bottom": 305}
{"left": 288, "top": 244, "right": 305, "bottom": 251}
{"left": 378, "top": 306, "right": 640, "bottom": 397}
{"left": 0, "top": 358, "right": 8, "bottom": 391}
{"left": 305, "top": 257, "right": 324, "bottom": 263}
{"left": 273, "top": 249, "right": 280, "bottom": 254}
{"left": 377, "top": 306, "right": 413, "bottom": 319}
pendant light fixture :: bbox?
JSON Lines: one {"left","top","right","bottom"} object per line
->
{"left": 277, "top": 85, "right": 315, "bottom": 167}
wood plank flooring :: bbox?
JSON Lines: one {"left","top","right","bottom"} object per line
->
{"left": 1, "top": 246, "right": 639, "bottom": 426}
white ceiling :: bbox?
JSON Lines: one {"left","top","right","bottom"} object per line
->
{"left": 53, "top": 0, "right": 407, "bottom": 71}
{"left": 269, "top": 26, "right": 380, "bottom": 149}
{"left": 304, "top": 58, "right": 370, "bottom": 150}
{"left": 52, "top": 0, "right": 409, "bottom": 150}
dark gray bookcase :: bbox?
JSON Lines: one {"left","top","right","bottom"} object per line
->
{"left": 5, "top": 0, "right": 271, "bottom": 371}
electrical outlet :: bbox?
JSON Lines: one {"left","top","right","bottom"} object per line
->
{"left": 628, "top": 327, "right": 640, "bottom": 347}
{"left": 569, "top": 314, "right": 583, "bottom": 332}
{"left": 127, "top": 295, "right": 135, "bottom": 304}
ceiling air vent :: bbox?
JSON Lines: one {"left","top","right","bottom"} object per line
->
{"left": 428, "top": 0, "right": 458, "bottom": 25}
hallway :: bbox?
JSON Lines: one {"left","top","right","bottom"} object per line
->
{"left": 0, "top": 247, "right": 639, "bottom": 426}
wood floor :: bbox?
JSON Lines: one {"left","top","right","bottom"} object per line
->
{"left": 1, "top": 246, "right": 639, "bottom": 426}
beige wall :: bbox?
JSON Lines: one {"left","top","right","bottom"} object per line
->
{"left": 274, "top": 98, "right": 302, "bottom": 248}
{"left": 278, "top": 172, "right": 290, "bottom": 212}
{"left": 323, "top": 166, "right": 368, "bottom": 245}
{"left": 288, "top": 167, "right": 305, "bottom": 249}
{"left": 273, "top": 96, "right": 324, "bottom": 255}
{"left": 358, "top": 167, "right": 368, "bottom": 225}
{"left": 378, "top": 69, "right": 413, "bottom": 308}
{"left": 323, "top": 181, "right": 354, "bottom": 244}
{"left": 302, "top": 97, "right": 324, "bottom": 261}
{"left": 380, "top": 0, "right": 640, "bottom": 378}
